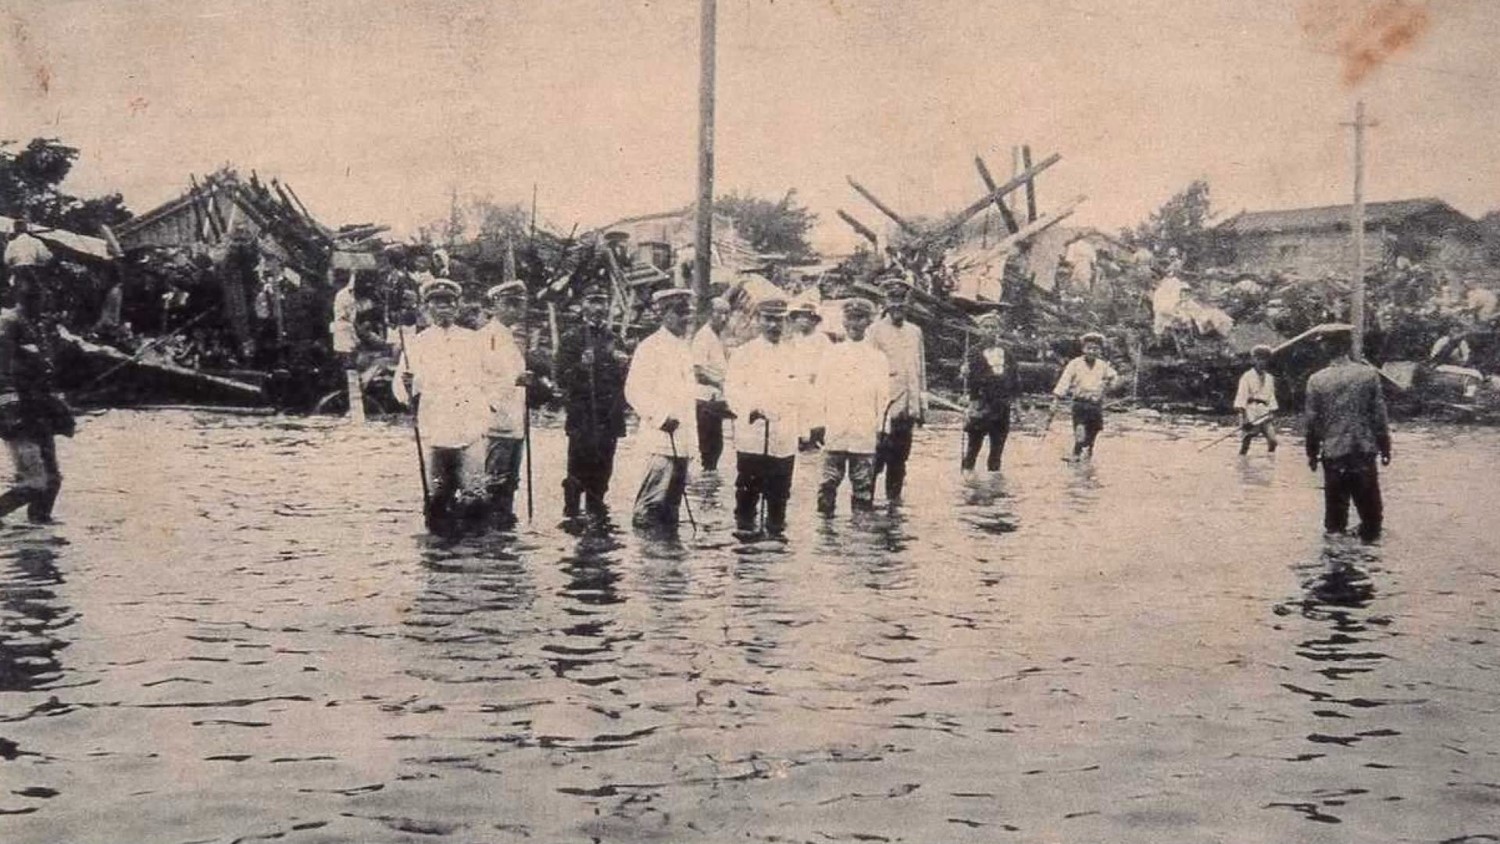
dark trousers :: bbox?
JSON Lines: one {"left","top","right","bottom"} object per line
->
{"left": 484, "top": 436, "right": 525, "bottom": 526}
{"left": 1321, "top": 454, "right": 1383, "bottom": 541}
{"left": 735, "top": 452, "right": 795, "bottom": 533}
{"left": 633, "top": 454, "right": 689, "bottom": 528}
{"left": 0, "top": 435, "right": 62, "bottom": 523}
{"left": 564, "top": 435, "right": 618, "bottom": 517}
{"left": 1071, "top": 399, "right": 1104, "bottom": 455}
{"left": 873, "top": 416, "right": 916, "bottom": 500}
{"left": 425, "top": 445, "right": 468, "bottom": 533}
{"left": 962, "top": 407, "right": 1012, "bottom": 471}
{"left": 696, "top": 401, "right": 725, "bottom": 471}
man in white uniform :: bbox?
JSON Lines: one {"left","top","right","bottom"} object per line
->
{"left": 810, "top": 298, "right": 890, "bottom": 515}
{"left": 477, "top": 279, "right": 537, "bottom": 528}
{"left": 1233, "top": 344, "right": 1279, "bottom": 455}
{"left": 726, "top": 297, "right": 802, "bottom": 536}
{"left": 789, "top": 296, "right": 831, "bottom": 452}
{"left": 869, "top": 277, "right": 927, "bottom": 502}
{"left": 624, "top": 288, "right": 699, "bottom": 530}
{"left": 394, "top": 278, "right": 486, "bottom": 533}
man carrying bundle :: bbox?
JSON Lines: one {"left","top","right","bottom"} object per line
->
{"left": 810, "top": 298, "right": 890, "bottom": 515}
{"left": 394, "top": 279, "right": 486, "bottom": 533}
{"left": 869, "top": 277, "right": 927, "bottom": 502}
{"left": 1233, "top": 344, "right": 1279, "bottom": 455}
{"left": 1050, "top": 332, "right": 1118, "bottom": 462}
{"left": 625, "top": 288, "right": 699, "bottom": 530}
{"left": 726, "top": 296, "right": 802, "bottom": 537}
{"left": 554, "top": 285, "right": 629, "bottom": 520}
{"left": 477, "top": 279, "right": 548, "bottom": 529}
{"left": 961, "top": 311, "right": 1022, "bottom": 473}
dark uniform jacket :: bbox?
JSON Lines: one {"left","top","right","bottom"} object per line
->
{"left": 1305, "top": 359, "right": 1390, "bottom": 462}
{"left": 966, "top": 343, "right": 1022, "bottom": 424}
{"left": 554, "top": 322, "right": 629, "bottom": 442}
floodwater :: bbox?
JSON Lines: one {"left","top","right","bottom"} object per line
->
{"left": 2, "top": 407, "right": 1498, "bottom": 843}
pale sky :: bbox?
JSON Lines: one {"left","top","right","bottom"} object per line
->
{"left": 4, "top": 0, "right": 1498, "bottom": 253}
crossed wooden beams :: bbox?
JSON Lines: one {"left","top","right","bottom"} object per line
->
{"left": 838, "top": 146, "right": 1081, "bottom": 251}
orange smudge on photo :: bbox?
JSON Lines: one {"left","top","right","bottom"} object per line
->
{"left": 1298, "top": 0, "right": 1432, "bottom": 87}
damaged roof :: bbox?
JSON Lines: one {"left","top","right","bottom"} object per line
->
{"left": 1218, "top": 198, "right": 1472, "bottom": 235}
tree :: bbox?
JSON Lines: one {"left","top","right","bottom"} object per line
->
{"left": 0, "top": 137, "right": 132, "bottom": 233}
{"left": 715, "top": 190, "right": 817, "bottom": 262}
{"left": 1121, "top": 180, "right": 1226, "bottom": 271}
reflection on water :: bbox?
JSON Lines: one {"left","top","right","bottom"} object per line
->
{"left": 1, "top": 409, "right": 1498, "bottom": 842}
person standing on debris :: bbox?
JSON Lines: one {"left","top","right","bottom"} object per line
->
{"left": 961, "top": 311, "right": 1022, "bottom": 473}
{"left": 810, "top": 298, "right": 889, "bottom": 515}
{"left": 1233, "top": 345, "right": 1279, "bottom": 455}
{"left": 0, "top": 270, "right": 74, "bottom": 525}
{"left": 554, "top": 285, "right": 629, "bottom": 519}
{"left": 726, "top": 297, "right": 802, "bottom": 536}
{"left": 870, "top": 277, "right": 927, "bottom": 502}
{"left": 1050, "top": 332, "right": 1119, "bottom": 461}
{"left": 692, "top": 296, "right": 732, "bottom": 472}
{"left": 477, "top": 280, "right": 544, "bottom": 529}
{"left": 625, "top": 288, "right": 699, "bottom": 530}
{"left": 330, "top": 270, "right": 362, "bottom": 366}
{"left": 394, "top": 279, "right": 486, "bottom": 533}
{"left": 1305, "top": 327, "right": 1391, "bottom": 543}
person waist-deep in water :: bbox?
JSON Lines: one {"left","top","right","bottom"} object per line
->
{"left": 810, "top": 297, "right": 889, "bottom": 515}
{"left": 1304, "top": 328, "right": 1391, "bottom": 543}
{"left": 477, "top": 279, "right": 552, "bottom": 530}
{"left": 554, "top": 285, "right": 628, "bottom": 519}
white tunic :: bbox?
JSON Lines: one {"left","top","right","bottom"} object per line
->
{"left": 1233, "top": 368, "right": 1278, "bottom": 422}
{"left": 691, "top": 322, "right": 728, "bottom": 402}
{"left": 329, "top": 284, "right": 360, "bottom": 354}
{"left": 477, "top": 319, "right": 527, "bottom": 438}
{"left": 625, "top": 327, "right": 699, "bottom": 458}
{"left": 394, "top": 325, "right": 487, "bottom": 449}
{"left": 814, "top": 337, "right": 891, "bottom": 454}
{"left": 726, "top": 336, "right": 804, "bottom": 458}
{"left": 869, "top": 318, "right": 927, "bottom": 419}
{"left": 1053, "top": 356, "right": 1118, "bottom": 402}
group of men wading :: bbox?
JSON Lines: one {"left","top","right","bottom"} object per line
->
{"left": 389, "top": 270, "right": 1392, "bottom": 545}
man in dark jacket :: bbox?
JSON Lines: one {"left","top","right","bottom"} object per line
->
{"left": 961, "top": 311, "right": 1022, "bottom": 473}
{"left": 0, "top": 272, "right": 72, "bottom": 525}
{"left": 1305, "top": 327, "right": 1391, "bottom": 543}
{"left": 553, "top": 286, "right": 629, "bottom": 518}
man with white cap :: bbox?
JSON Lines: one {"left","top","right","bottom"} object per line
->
{"left": 788, "top": 295, "right": 831, "bottom": 450}
{"left": 726, "top": 296, "right": 802, "bottom": 536}
{"left": 869, "top": 276, "right": 927, "bottom": 502}
{"left": 962, "top": 310, "right": 1022, "bottom": 472}
{"left": 394, "top": 278, "right": 487, "bottom": 533}
{"left": 625, "top": 287, "right": 699, "bottom": 529}
{"left": 477, "top": 279, "right": 537, "bottom": 528}
{"left": 1233, "top": 344, "right": 1279, "bottom": 455}
{"left": 554, "top": 284, "right": 629, "bottom": 519}
{"left": 1050, "top": 331, "right": 1118, "bottom": 461}
{"left": 810, "top": 297, "right": 890, "bottom": 515}
{"left": 692, "top": 296, "right": 732, "bottom": 471}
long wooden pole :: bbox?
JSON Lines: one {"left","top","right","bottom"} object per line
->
{"left": 693, "top": 0, "right": 716, "bottom": 312}
{"left": 1350, "top": 100, "right": 1368, "bottom": 359}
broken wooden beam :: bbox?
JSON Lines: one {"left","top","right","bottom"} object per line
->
{"left": 973, "top": 156, "right": 1020, "bottom": 234}
{"left": 991, "top": 194, "right": 1087, "bottom": 252}
{"left": 1022, "top": 145, "right": 1038, "bottom": 223}
{"left": 845, "top": 177, "right": 921, "bottom": 235}
{"left": 836, "top": 209, "right": 880, "bottom": 245}
{"left": 937, "top": 152, "right": 1061, "bottom": 240}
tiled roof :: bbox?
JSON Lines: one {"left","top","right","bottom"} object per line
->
{"left": 1219, "top": 198, "right": 1469, "bottom": 235}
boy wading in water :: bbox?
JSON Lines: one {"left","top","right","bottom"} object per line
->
{"left": 1234, "top": 344, "right": 1279, "bottom": 455}
{"left": 960, "top": 311, "right": 1021, "bottom": 473}
{"left": 1050, "top": 332, "right": 1118, "bottom": 462}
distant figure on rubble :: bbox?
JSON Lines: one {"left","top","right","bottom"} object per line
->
{"left": 624, "top": 288, "right": 699, "bottom": 531}
{"left": 1305, "top": 327, "right": 1391, "bottom": 543}
{"left": 1233, "top": 345, "right": 1279, "bottom": 455}
{"left": 810, "top": 297, "right": 889, "bottom": 516}
{"left": 554, "top": 285, "right": 629, "bottom": 520}
{"left": 870, "top": 277, "right": 927, "bottom": 502}
{"left": 0, "top": 271, "right": 74, "bottom": 526}
{"left": 1050, "top": 332, "right": 1118, "bottom": 462}
{"left": 961, "top": 311, "right": 1022, "bottom": 473}
{"left": 394, "top": 279, "right": 486, "bottom": 534}
{"left": 692, "top": 296, "right": 732, "bottom": 472}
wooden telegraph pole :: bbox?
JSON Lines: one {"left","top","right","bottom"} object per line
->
{"left": 1345, "top": 100, "right": 1377, "bottom": 359}
{"left": 693, "top": 0, "right": 717, "bottom": 311}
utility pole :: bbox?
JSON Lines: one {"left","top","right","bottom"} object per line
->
{"left": 693, "top": 0, "right": 717, "bottom": 311}
{"left": 1344, "top": 100, "right": 1377, "bottom": 359}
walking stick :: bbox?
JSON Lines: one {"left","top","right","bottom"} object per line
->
{"left": 959, "top": 329, "right": 970, "bottom": 467}
{"left": 760, "top": 416, "right": 770, "bottom": 531}
{"left": 523, "top": 387, "right": 534, "bottom": 522}
{"left": 396, "top": 324, "right": 431, "bottom": 513}
{"left": 1198, "top": 411, "right": 1273, "bottom": 453}
{"left": 669, "top": 430, "right": 697, "bottom": 533}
